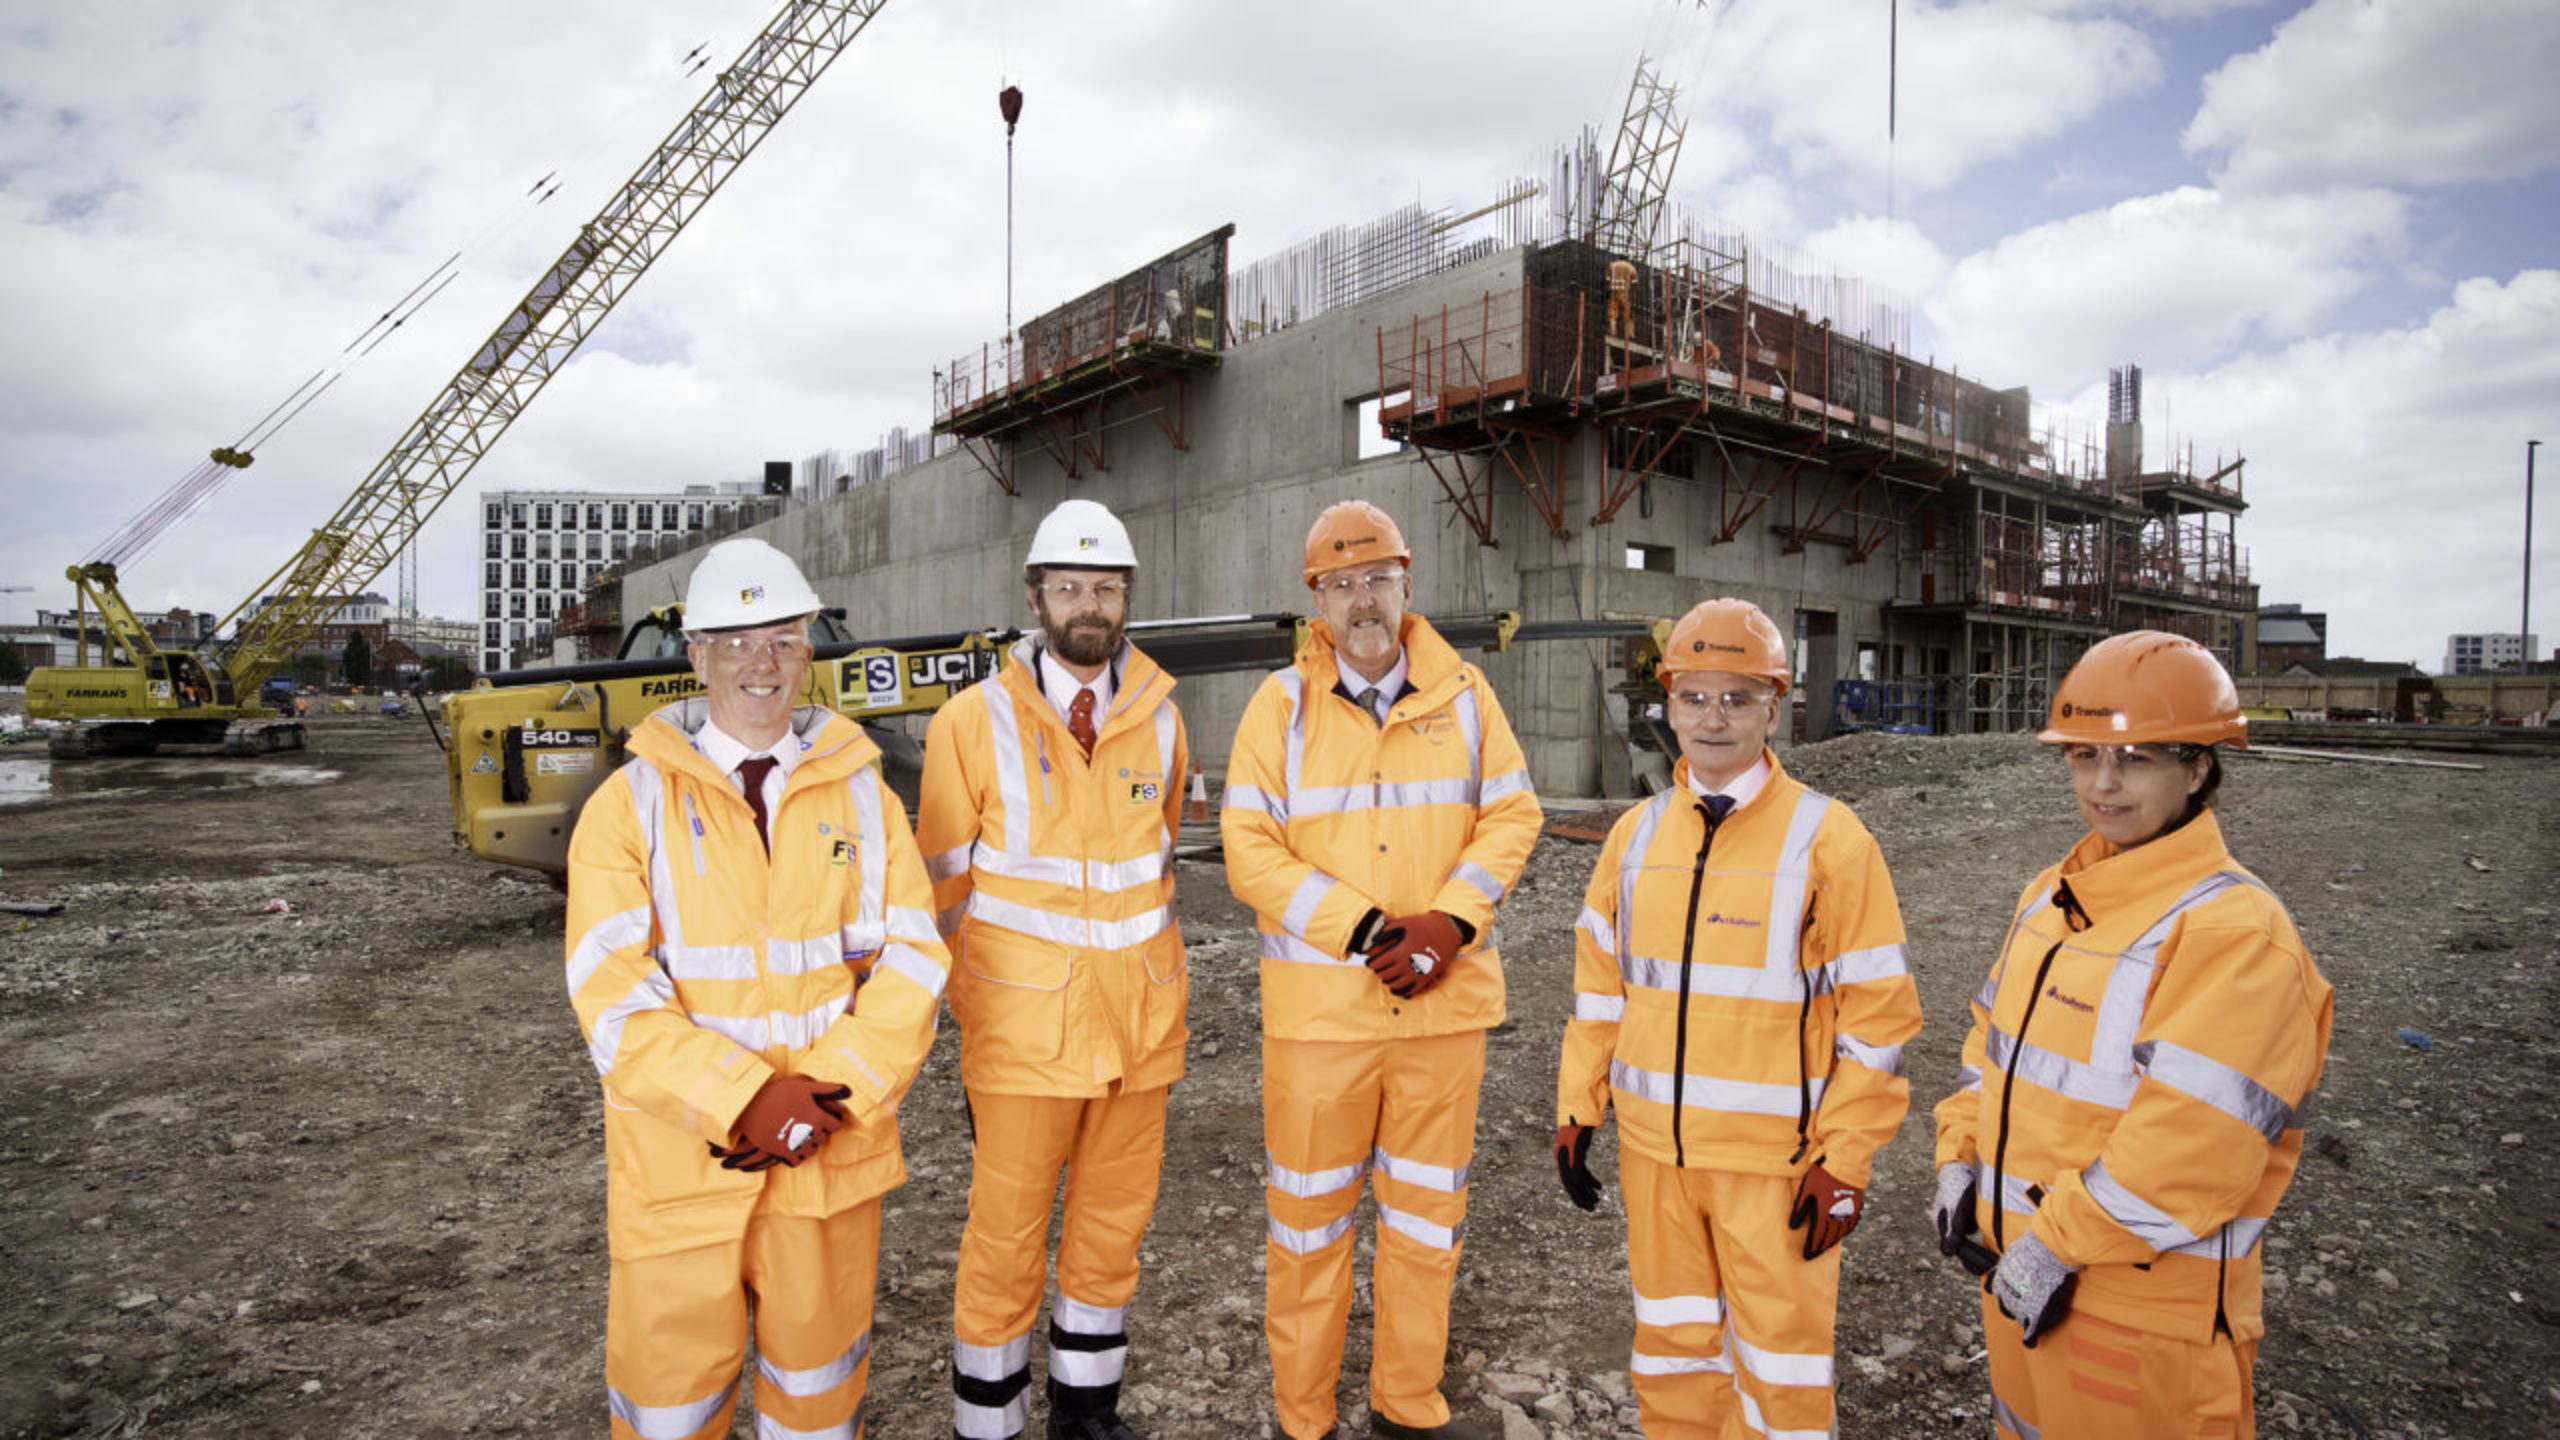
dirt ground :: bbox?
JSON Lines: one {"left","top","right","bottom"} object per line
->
{"left": 1, "top": 709, "right": 2554, "bottom": 1439}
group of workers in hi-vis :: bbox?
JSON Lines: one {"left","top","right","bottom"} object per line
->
{"left": 562, "top": 493, "right": 2333, "bottom": 1440}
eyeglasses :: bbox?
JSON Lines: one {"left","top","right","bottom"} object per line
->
{"left": 1668, "top": 688, "right": 1772, "bottom": 717}
{"left": 1316, "top": 568, "right": 1405, "bottom": 600}
{"left": 695, "top": 632, "right": 811, "bottom": 662}
{"left": 1037, "top": 579, "right": 1129, "bottom": 605}
{"left": 2059, "top": 742, "right": 2201, "bottom": 773}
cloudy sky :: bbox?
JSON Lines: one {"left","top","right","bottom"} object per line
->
{"left": 3, "top": 0, "right": 2553, "bottom": 668}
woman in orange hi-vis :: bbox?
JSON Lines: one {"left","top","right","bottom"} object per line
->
{"left": 1223, "top": 501, "right": 1543, "bottom": 1440}
{"left": 1556, "top": 597, "right": 1922, "bottom": 1440}
{"left": 1932, "top": 631, "right": 2333, "bottom": 1439}
{"left": 565, "top": 540, "right": 952, "bottom": 1440}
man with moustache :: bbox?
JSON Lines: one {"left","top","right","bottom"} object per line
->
{"left": 565, "top": 538, "right": 952, "bottom": 1439}
{"left": 1554, "top": 597, "right": 1921, "bottom": 1440}
{"left": 921, "top": 499, "right": 1191, "bottom": 1440}
{"left": 1221, "top": 500, "right": 1542, "bottom": 1440}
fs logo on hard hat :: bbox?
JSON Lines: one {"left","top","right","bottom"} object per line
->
{"left": 1077, "top": 536, "right": 1099, "bottom": 551}
{"left": 739, "top": 585, "right": 766, "bottom": 604}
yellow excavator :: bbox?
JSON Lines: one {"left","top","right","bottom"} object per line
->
{"left": 28, "top": 0, "right": 893, "bottom": 757}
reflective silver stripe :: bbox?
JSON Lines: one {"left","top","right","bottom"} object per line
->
{"left": 609, "top": 1381, "right": 735, "bottom": 1440}
{"left": 2081, "top": 1158, "right": 2200, "bottom": 1249}
{"left": 1222, "top": 783, "right": 1286, "bottom": 823}
{"left": 981, "top": 683, "right": 1033, "bottom": 858}
{"left": 1452, "top": 685, "right": 1484, "bottom": 769}
{"left": 1729, "top": 1331, "right": 1832, "bottom": 1388}
{"left": 2136, "top": 1039, "right": 2297, "bottom": 1142}
{"left": 1974, "top": 1161, "right": 2043, "bottom": 1217}
{"left": 934, "top": 901, "right": 968, "bottom": 937}
{"left": 968, "top": 842, "right": 1081, "bottom": 887}
{"left": 953, "top": 1393, "right": 1030, "bottom": 1440}
{"left": 1451, "top": 860, "right": 1504, "bottom": 904}
{"left": 1289, "top": 777, "right": 1481, "bottom": 816}
{"left": 966, "top": 891, "right": 1170, "bottom": 951}
{"left": 952, "top": 1333, "right": 1032, "bottom": 1381}
{"left": 1984, "top": 1025, "right": 2138, "bottom": 1110}
{"left": 1372, "top": 1146, "right": 1469, "bottom": 1193}
{"left": 765, "top": 934, "right": 844, "bottom": 978}
{"left": 2161, "top": 1215, "right": 2269, "bottom": 1260}
{"left": 1631, "top": 1350, "right": 1730, "bottom": 1376}
{"left": 1992, "top": 1388, "right": 2042, "bottom": 1440}
{"left": 1575, "top": 992, "right": 1626, "bottom": 1022}
{"left": 1151, "top": 696, "right": 1179, "bottom": 854}
{"left": 1974, "top": 974, "right": 2000, "bottom": 1011}
{"left": 625, "top": 759, "right": 689, "bottom": 952}
{"left": 845, "top": 767, "right": 890, "bottom": 953}
{"left": 1283, "top": 871, "right": 1336, "bottom": 939}
{"left": 2091, "top": 871, "right": 2262, "bottom": 1071}
{"left": 1266, "top": 1150, "right": 1367, "bottom": 1198}
{"left": 1611, "top": 1057, "right": 1825, "bottom": 1117}
{"left": 1258, "top": 930, "right": 1362, "bottom": 967}
{"left": 1832, "top": 942, "right": 1910, "bottom": 986}
{"left": 1835, "top": 1034, "right": 1905, "bottom": 1076}
{"left": 1761, "top": 792, "right": 1831, "bottom": 975}
{"left": 1622, "top": 952, "right": 1831, "bottom": 1005}
{"left": 1631, "top": 1289, "right": 1722, "bottom": 1327}
{"left": 1577, "top": 905, "right": 1617, "bottom": 956}
{"left": 1614, "top": 792, "right": 1680, "bottom": 968}
{"left": 773, "top": 993, "right": 854, "bottom": 1050}
{"left": 1276, "top": 669, "right": 1309, "bottom": 806}
{"left": 588, "top": 966, "right": 676, "bottom": 1076}
{"left": 1737, "top": 1388, "right": 1833, "bottom": 1440}
{"left": 874, "top": 942, "right": 948, "bottom": 1001}
{"left": 1054, "top": 1295, "right": 1127, "bottom": 1335}
{"left": 1954, "top": 1064, "right": 1983, "bottom": 1092}
{"left": 664, "top": 943, "right": 760, "bottom": 982}
{"left": 926, "top": 841, "right": 973, "bottom": 883}
{"left": 567, "top": 906, "right": 651, "bottom": 997}
{"left": 699, "top": 1012, "right": 767, "bottom": 1051}
{"left": 1480, "top": 767, "right": 1534, "bottom": 803}
{"left": 887, "top": 906, "right": 942, "bottom": 945}
{"left": 757, "top": 1327, "right": 871, "bottom": 1398}
{"left": 1268, "top": 1212, "right": 1355, "bottom": 1254}
{"left": 756, "top": 1410, "right": 855, "bottom": 1440}
{"left": 1377, "top": 1202, "right": 1463, "bottom": 1251}
{"left": 1047, "top": 1343, "right": 1124, "bottom": 1388}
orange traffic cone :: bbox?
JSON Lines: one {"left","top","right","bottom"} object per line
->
{"left": 1184, "top": 758, "right": 1211, "bottom": 823}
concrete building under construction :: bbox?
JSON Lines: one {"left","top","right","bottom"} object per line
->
{"left": 613, "top": 209, "right": 2256, "bottom": 798}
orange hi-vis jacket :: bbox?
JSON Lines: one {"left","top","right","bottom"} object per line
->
{"left": 1222, "top": 613, "right": 1542, "bottom": 1040}
{"left": 564, "top": 700, "right": 953, "bottom": 1261}
{"left": 1559, "top": 752, "right": 1920, "bottom": 1186}
{"left": 920, "top": 637, "right": 1191, "bottom": 1096}
{"left": 1934, "top": 810, "right": 2332, "bottom": 1343}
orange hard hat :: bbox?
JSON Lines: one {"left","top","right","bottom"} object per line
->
{"left": 1657, "top": 598, "right": 1790, "bottom": 696}
{"left": 1302, "top": 500, "right": 1411, "bottom": 586}
{"left": 2040, "top": 631, "right": 2248, "bottom": 748}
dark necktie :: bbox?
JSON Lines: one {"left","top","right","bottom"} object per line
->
{"left": 1701, "top": 792, "right": 1735, "bottom": 826}
{"left": 1068, "top": 689, "right": 1097, "bottom": 760}
{"left": 1359, "top": 686, "right": 1390, "bottom": 726}
{"left": 736, "top": 755, "right": 777, "bottom": 853}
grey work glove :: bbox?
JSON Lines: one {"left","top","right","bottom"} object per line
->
{"left": 1987, "top": 1230, "right": 2078, "bottom": 1347}
{"left": 1931, "top": 1161, "right": 1978, "bottom": 1253}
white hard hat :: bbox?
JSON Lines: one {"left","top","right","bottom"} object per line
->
{"left": 682, "top": 538, "right": 823, "bottom": 631}
{"left": 1024, "top": 498, "right": 1138, "bottom": 569}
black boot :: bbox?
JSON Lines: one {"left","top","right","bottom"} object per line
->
{"left": 1368, "top": 1412, "right": 1488, "bottom": 1440}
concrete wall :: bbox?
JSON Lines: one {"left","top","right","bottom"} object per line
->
{"left": 625, "top": 246, "right": 1938, "bottom": 796}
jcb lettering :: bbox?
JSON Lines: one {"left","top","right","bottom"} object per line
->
{"left": 905, "top": 650, "right": 993, "bottom": 689}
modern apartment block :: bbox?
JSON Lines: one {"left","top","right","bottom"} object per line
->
{"left": 474, "top": 483, "right": 778, "bottom": 675}
{"left": 2444, "top": 631, "right": 2539, "bottom": 675}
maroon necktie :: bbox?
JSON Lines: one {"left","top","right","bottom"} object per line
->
{"left": 736, "top": 755, "right": 777, "bottom": 853}
{"left": 1068, "top": 689, "right": 1097, "bottom": 760}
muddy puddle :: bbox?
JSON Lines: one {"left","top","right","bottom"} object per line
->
{"left": 0, "top": 756, "right": 342, "bottom": 806}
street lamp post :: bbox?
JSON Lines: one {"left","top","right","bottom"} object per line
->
{"left": 2529, "top": 440, "right": 2542, "bottom": 671}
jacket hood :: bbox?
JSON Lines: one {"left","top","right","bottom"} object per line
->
{"left": 1299, "top": 612, "right": 1464, "bottom": 700}
{"left": 2055, "top": 807, "right": 2235, "bottom": 914}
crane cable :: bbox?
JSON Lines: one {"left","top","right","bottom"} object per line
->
{"left": 86, "top": 29, "right": 727, "bottom": 575}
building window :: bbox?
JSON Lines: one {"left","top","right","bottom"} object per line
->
{"left": 586, "top": 504, "right": 603, "bottom": 529}
{"left": 484, "top": 623, "right": 502, "bottom": 647}
{"left": 535, "top": 564, "right": 551, "bottom": 589}
{"left": 535, "top": 534, "right": 552, "bottom": 560}
{"left": 509, "top": 563, "right": 526, "bottom": 588}
{"left": 510, "top": 534, "right": 526, "bottom": 560}
{"left": 612, "top": 503, "right": 629, "bottom": 529}
{"left": 483, "top": 533, "right": 502, "bottom": 558}
{"left": 485, "top": 501, "right": 503, "bottom": 528}
{"left": 561, "top": 565, "right": 578, "bottom": 590}
{"left": 687, "top": 504, "right": 705, "bottom": 529}
{"left": 510, "top": 503, "right": 527, "bottom": 529}
{"left": 1626, "top": 543, "right": 1674, "bottom": 573}
{"left": 483, "top": 562, "right": 501, "bottom": 588}
{"left": 585, "top": 533, "right": 602, "bottom": 560}
{"left": 612, "top": 535, "right": 629, "bottom": 559}
{"left": 510, "top": 594, "right": 526, "bottom": 618}
{"left": 536, "top": 594, "right": 552, "bottom": 619}
{"left": 484, "top": 594, "right": 501, "bottom": 618}
{"left": 535, "top": 503, "right": 553, "bottom": 528}
{"left": 637, "top": 506, "right": 654, "bottom": 531}
{"left": 661, "top": 503, "right": 679, "bottom": 530}
{"left": 561, "top": 505, "right": 579, "bottom": 531}
{"left": 510, "top": 622, "right": 525, "bottom": 644}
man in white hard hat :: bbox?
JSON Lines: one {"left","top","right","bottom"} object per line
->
{"left": 564, "top": 537, "right": 952, "bottom": 1439}
{"left": 920, "top": 499, "right": 1191, "bottom": 1440}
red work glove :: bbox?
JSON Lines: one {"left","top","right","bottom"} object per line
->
{"left": 1363, "top": 911, "right": 1465, "bottom": 998}
{"left": 725, "top": 1075, "right": 851, "bottom": 1169}
{"left": 1788, "top": 1159, "right": 1863, "bottom": 1260}
{"left": 1555, "top": 1123, "right": 1603, "bottom": 1212}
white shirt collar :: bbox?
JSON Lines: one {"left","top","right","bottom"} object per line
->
{"left": 1333, "top": 647, "right": 1410, "bottom": 708}
{"left": 1037, "top": 643, "right": 1116, "bottom": 728}
{"left": 695, "top": 716, "right": 802, "bottom": 784}
{"left": 1684, "top": 751, "right": 1770, "bottom": 810}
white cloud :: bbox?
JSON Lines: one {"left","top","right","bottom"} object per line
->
{"left": 2185, "top": 0, "right": 2560, "bottom": 190}
{"left": 1798, "top": 215, "right": 1951, "bottom": 309}
{"left": 2128, "top": 269, "right": 2560, "bottom": 666}
{"left": 1925, "top": 184, "right": 2407, "bottom": 394}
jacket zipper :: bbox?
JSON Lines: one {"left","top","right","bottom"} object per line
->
{"left": 1669, "top": 798, "right": 1722, "bottom": 1168}
{"left": 1990, "top": 881, "right": 2087, "bottom": 1249}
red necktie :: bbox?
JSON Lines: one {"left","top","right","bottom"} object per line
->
{"left": 736, "top": 755, "right": 777, "bottom": 853}
{"left": 1068, "top": 689, "right": 1097, "bottom": 760}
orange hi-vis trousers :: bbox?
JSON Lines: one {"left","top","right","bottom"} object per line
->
{"left": 606, "top": 1202, "right": 879, "bottom": 1440}
{"left": 951, "top": 1086, "right": 1170, "bottom": 1439}
{"left": 1262, "top": 1030, "right": 1484, "bottom": 1440}
{"left": 1620, "top": 1153, "right": 1840, "bottom": 1440}
{"left": 1983, "top": 1292, "right": 2259, "bottom": 1440}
